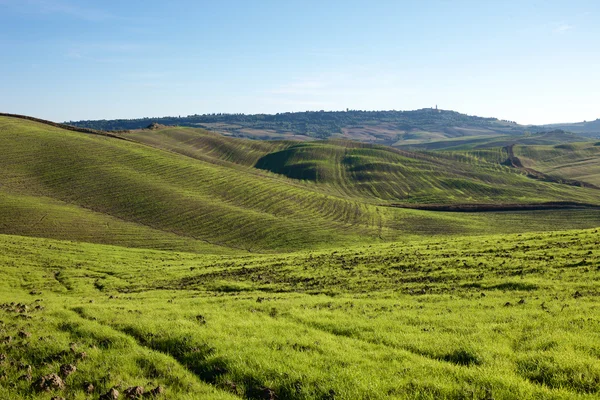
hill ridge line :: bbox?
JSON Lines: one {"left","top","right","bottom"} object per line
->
{"left": 0, "top": 112, "right": 128, "bottom": 141}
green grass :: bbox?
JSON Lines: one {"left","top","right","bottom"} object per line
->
{"left": 0, "top": 190, "right": 233, "bottom": 254}
{"left": 515, "top": 142, "right": 600, "bottom": 187}
{"left": 2, "top": 115, "right": 600, "bottom": 399}
{"left": 121, "top": 125, "right": 600, "bottom": 205}
{"left": 395, "top": 131, "right": 590, "bottom": 151}
{"left": 2, "top": 229, "right": 600, "bottom": 399}
{"left": 2, "top": 116, "right": 600, "bottom": 254}
{"left": 0, "top": 117, "right": 385, "bottom": 252}
{"left": 122, "top": 126, "right": 288, "bottom": 167}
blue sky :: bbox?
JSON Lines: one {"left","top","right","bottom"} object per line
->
{"left": 0, "top": 0, "right": 598, "bottom": 124}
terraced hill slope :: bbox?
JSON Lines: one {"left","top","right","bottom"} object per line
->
{"left": 514, "top": 142, "right": 600, "bottom": 187}
{"left": 395, "top": 130, "right": 590, "bottom": 151}
{"left": 2, "top": 115, "right": 600, "bottom": 253}
{"left": 121, "top": 125, "right": 600, "bottom": 205}
{"left": 0, "top": 117, "right": 385, "bottom": 252}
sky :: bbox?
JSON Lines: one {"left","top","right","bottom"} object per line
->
{"left": 0, "top": 0, "right": 598, "bottom": 124}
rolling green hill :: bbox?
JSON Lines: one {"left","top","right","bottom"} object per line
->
{"left": 120, "top": 125, "right": 600, "bottom": 205}
{"left": 514, "top": 142, "right": 600, "bottom": 187}
{"left": 2, "top": 114, "right": 600, "bottom": 400}
{"left": 0, "top": 116, "right": 383, "bottom": 252}
{"left": 1, "top": 115, "right": 600, "bottom": 255}
{"left": 395, "top": 130, "right": 590, "bottom": 151}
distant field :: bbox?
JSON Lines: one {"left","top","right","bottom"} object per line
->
{"left": 395, "top": 131, "right": 591, "bottom": 151}
{"left": 67, "top": 108, "right": 527, "bottom": 145}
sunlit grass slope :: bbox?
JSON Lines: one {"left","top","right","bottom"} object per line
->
{"left": 123, "top": 126, "right": 600, "bottom": 205}
{"left": 515, "top": 142, "right": 600, "bottom": 187}
{"left": 0, "top": 190, "right": 233, "bottom": 254}
{"left": 252, "top": 139, "right": 600, "bottom": 203}
{"left": 394, "top": 131, "right": 589, "bottom": 151}
{"left": 0, "top": 116, "right": 387, "bottom": 252}
{"left": 1, "top": 116, "right": 600, "bottom": 253}
{"left": 2, "top": 229, "right": 600, "bottom": 399}
{"left": 123, "top": 126, "right": 289, "bottom": 167}
{"left": 3, "top": 115, "right": 600, "bottom": 400}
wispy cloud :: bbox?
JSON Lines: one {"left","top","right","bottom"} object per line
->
{"left": 123, "top": 72, "right": 168, "bottom": 81}
{"left": 269, "top": 80, "right": 328, "bottom": 95}
{"left": 0, "top": 0, "right": 116, "bottom": 22}
{"left": 260, "top": 66, "right": 417, "bottom": 112}
{"left": 554, "top": 23, "right": 574, "bottom": 33}
{"left": 122, "top": 71, "right": 171, "bottom": 88}
{"left": 65, "top": 49, "right": 83, "bottom": 59}
{"left": 64, "top": 42, "right": 153, "bottom": 63}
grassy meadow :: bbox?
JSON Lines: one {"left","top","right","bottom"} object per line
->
{"left": 1, "top": 115, "right": 600, "bottom": 399}
{"left": 1, "top": 229, "right": 600, "bottom": 399}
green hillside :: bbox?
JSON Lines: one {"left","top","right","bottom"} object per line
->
{"left": 122, "top": 125, "right": 600, "bottom": 205}
{"left": 0, "top": 117, "right": 383, "bottom": 252}
{"left": 0, "top": 190, "right": 234, "bottom": 254}
{"left": 2, "top": 114, "right": 600, "bottom": 400}
{"left": 122, "top": 125, "right": 288, "bottom": 167}
{"left": 1, "top": 115, "right": 600, "bottom": 255}
{"left": 395, "top": 130, "right": 590, "bottom": 151}
{"left": 515, "top": 142, "right": 600, "bottom": 187}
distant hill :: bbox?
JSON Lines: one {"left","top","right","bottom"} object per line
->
{"left": 68, "top": 109, "right": 527, "bottom": 145}
{"left": 395, "top": 130, "right": 591, "bottom": 151}
{"left": 542, "top": 119, "right": 600, "bottom": 137}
